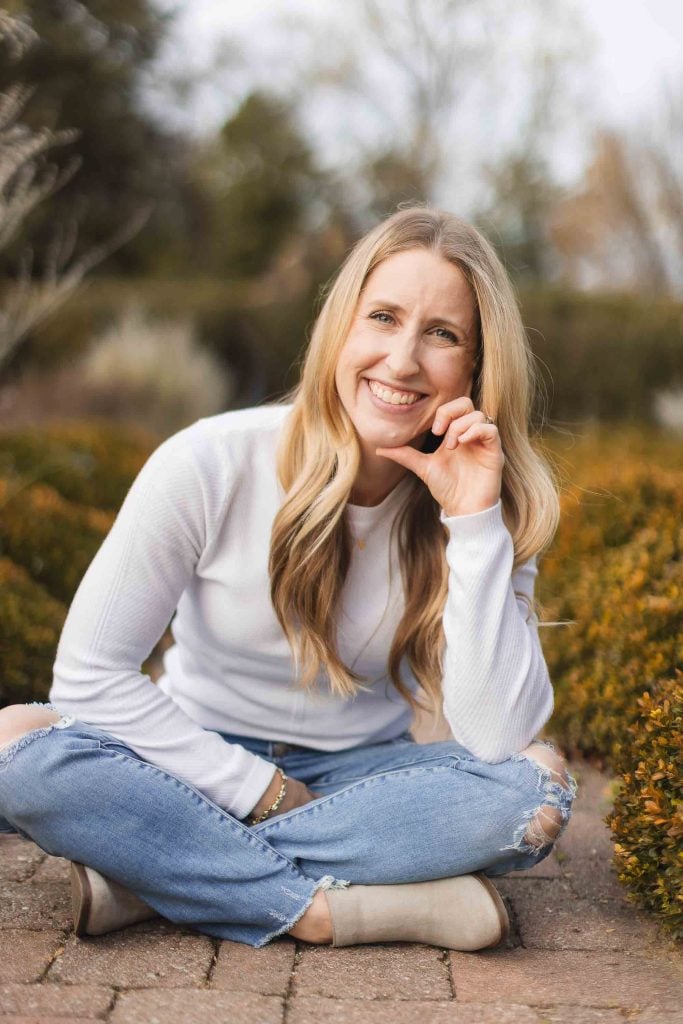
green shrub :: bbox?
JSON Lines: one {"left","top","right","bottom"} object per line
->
{"left": 0, "top": 476, "right": 114, "bottom": 605}
{"left": 607, "top": 675, "right": 683, "bottom": 941}
{"left": 0, "top": 558, "right": 66, "bottom": 706}
{"left": 0, "top": 419, "right": 159, "bottom": 511}
{"left": 536, "top": 428, "right": 682, "bottom": 939}
{"left": 538, "top": 429, "right": 683, "bottom": 767}
{"left": 21, "top": 278, "right": 683, "bottom": 423}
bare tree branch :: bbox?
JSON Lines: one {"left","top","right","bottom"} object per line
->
{"left": 0, "top": 12, "right": 150, "bottom": 375}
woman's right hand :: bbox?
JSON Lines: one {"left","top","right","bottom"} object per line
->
{"left": 246, "top": 770, "right": 321, "bottom": 823}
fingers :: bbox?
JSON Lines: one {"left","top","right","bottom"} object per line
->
{"left": 432, "top": 396, "right": 477, "bottom": 435}
{"left": 440, "top": 408, "right": 494, "bottom": 450}
{"left": 375, "top": 445, "right": 428, "bottom": 479}
{"left": 453, "top": 422, "right": 500, "bottom": 448}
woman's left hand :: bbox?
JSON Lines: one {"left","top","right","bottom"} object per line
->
{"left": 376, "top": 397, "right": 504, "bottom": 517}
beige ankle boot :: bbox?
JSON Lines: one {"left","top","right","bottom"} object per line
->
{"left": 70, "top": 862, "right": 159, "bottom": 936}
{"left": 324, "top": 873, "right": 509, "bottom": 951}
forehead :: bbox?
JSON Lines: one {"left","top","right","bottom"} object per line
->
{"left": 361, "top": 248, "right": 475, "bottom": 315}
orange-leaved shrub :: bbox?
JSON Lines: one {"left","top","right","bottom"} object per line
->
{"left": 0, "top": 420, "right": 158, "bottom": 707}
{"left": 0, "top": 558, "right": 66, "bottom": 705}
{"left": 0, "top": 420, "right": 158, "bottom": 511}
{"left": 537, "top": 426, "right": 682, "bottom": 938}
{"left": 607, "top": 674, "right": 683, "bottom": 941}
{"left": 0, "top": 477, "right": 115, "bottom": 605}
{"left": 538, "top": 430, "right": 683, "bottom": 768}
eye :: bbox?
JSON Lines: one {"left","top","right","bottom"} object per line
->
{"left": 368, "top": 310, "right": 394, "bottom": 325}
{"left": 429, "top": 326, "right": 459, "bottom": 344}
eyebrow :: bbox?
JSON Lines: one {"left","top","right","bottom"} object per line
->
{"left": 363, "top": 299, "right": 469, "bottom": 336}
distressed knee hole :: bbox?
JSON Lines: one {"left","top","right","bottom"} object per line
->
{"left": 519, "top": 741, "right": 572, "bottom": 792}
{"left": 0, "top": 706, "right": 61, "bottom": 752}
{"left": 524, "top": 803, "right": 563, "bottom": 849}
{"left": 503, "top": 741, "right": 577, "bottom": 859}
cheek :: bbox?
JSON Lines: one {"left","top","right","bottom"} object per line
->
{"left": 433, "top": 357, "right": 474, "bottom": 400}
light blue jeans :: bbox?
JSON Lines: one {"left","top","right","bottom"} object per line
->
{"left": 0, "top": 701, "right": 577, "bottom": 947}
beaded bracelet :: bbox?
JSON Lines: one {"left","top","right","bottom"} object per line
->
{"left": 247, "top": 767, "right": 289, "bottom": 825}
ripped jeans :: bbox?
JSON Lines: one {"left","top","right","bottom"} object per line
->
{"left": 0, "top": 703, "right": 577, "bottom": 948}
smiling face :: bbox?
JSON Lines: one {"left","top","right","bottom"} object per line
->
{"left": 334, "top": 247, "right": 479, "bottom": 457}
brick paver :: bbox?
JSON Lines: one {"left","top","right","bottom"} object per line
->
{"left": 0, "top": 837, "right": 45, "bottom": 883}
{"left": 293, "top": 942, "right": 452, "bottom": 1000}
{"left": 109, "top": 989, "right": 283, "bottom": 1024}
{"left": 210, "top": 936, "right": 296, "bottom": 994}
{"left": 449, "top": 948, "right": 683, "bottom": 1011}
{"left": 0, "top": 1017, "right": 103, "bottom": 1023}
{"left": 287, "top": 998, "right": 540, "bottom": 1022}
{"left": 0, "top": 981, "right": 113, "bottom": 1017}
{"left": 29, "top": 856, "right": 71, "bottom": 884}
{"left": 0, "top": 881, "right": 72, "bottom": 931}
{"left": 0, "top": 929, "right": 64, "bottom": 983}
{"left": 496, "top": 877, "right": 661, "bottom": 951}
{"left": 0, "top": 752, "right": 681, "bottom": 1023}
{"left": 48, "top": 925, "right": 214, "bottom": 988}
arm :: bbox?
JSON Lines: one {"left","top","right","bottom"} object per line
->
{"left": 439, "top": 498, "right": 554, "bottom": 762}
{"left": 49, "top": 425, "right": 277, "bottom": 821}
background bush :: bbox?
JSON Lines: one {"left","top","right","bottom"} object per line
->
{"left": 0, "top": 420, "right": 160, "bottom": 511}
{"left": 7, "top": 280, "right": 683, "bottom": 426}
{"left": 607, "top": 674, "right": 683, "bottom": 941}
{"left": 0, "top": 420, "right": 159, "bottom": 705}
{"left": 0, "top": 558, "right": 66, "bottom": 706}
{"left": 538, "top": 426, "right": 682, "bottom": 939}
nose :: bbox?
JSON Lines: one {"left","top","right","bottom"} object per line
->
{"left": 384, "top": 328, "right": 421, "bottom": 379}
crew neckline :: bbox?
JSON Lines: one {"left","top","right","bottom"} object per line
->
{"left": 345, "top": 474, "right": 413, "bottom": 526}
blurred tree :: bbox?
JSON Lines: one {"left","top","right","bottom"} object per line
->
{"left": 185, "top": 90, "right": 331, "bottom": 279}
{"left": 470, "top": 2, "right": 593, "bottom": 285}
{"left": 0, "top": 10, "right": 146, "bottom": 376}
{"left": 246, "top": 0, "right": 592, "bottom": 252}
{"left": 550, "top": 82, "right": 683, "bottom": 298}
{"left": 0, "top": 0, "right": 183, "bottom": 276}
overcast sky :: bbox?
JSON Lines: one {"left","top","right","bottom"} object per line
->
{"left": 149, "top": 0, "right": 682, "bottom": 209}
{"left": 156, "top": 0, "right": 683, "bottom": 124}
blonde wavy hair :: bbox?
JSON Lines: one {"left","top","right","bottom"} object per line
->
{"left": 269, "top": 205, "right": 560, "bottom": 718}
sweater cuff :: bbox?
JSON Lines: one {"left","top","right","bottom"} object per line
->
{"left": 440, "top": 498, "right": 505, "bottom": 539}
{"left": 228, "top": 754, "right": 278, "bottom": 821}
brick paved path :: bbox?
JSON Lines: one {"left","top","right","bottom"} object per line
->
{"left": 1, "top": 755, "right": 681, "bottom": 1023}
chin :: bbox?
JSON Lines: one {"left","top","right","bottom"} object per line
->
{"left": 358, "top": 423, "right": 419, "bottom": 449}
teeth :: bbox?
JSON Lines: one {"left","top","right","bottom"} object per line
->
{"left": 368, "top": 380, "right": 421, "bottom": 405}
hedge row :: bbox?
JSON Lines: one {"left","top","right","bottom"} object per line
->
{"left": 0, "top": 420, "right": 158, "bottom": 706}
{"left": 0, "top": 420, "right": 158, "bottom": 511}
{"left": 608, "top": 675, "right": 683, "bottom": 941}
{"left": 539, "top": 427, "right": 683, "bottom": 938}
{"left": 0, "top": 558, "right": 66, "bottom": 706}
{"left": 14, "top": 277, "right": 683, "bottom": 423}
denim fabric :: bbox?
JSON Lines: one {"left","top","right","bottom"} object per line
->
{"left": 0, "top": 702, "right": 577, "bottom": 947}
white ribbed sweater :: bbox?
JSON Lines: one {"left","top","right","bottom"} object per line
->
{"left": 49, "top": 404, "right": 554, "bottom": 820}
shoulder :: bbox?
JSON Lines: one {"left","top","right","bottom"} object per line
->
{"left": 152, "top": 403, "right": 292, "bottom": 473}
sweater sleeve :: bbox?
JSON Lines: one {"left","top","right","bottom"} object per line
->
{"left": 49, "top": 426, "right": 277, "bottom": 821}
{"left": 438, "top": 498, "right": 554, "bottom": 762}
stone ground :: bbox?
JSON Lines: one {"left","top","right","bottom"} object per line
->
{"left": 1, "top": 752, "right": 681, "bottom": 1023}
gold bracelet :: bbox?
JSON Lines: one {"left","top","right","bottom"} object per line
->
{"left": 247, "top": 767, "right": 288, "bottom": 825}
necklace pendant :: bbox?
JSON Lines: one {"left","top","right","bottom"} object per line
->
{"left": 356, "top": 538, "right": 366, "bottom": 550}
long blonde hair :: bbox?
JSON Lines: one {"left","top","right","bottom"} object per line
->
{"left": 269, "top": 205, "right": 560, "bottom": 717}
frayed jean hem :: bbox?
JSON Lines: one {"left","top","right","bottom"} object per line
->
{"left": 255, "top": 874, "right": 351, "bottom": 948}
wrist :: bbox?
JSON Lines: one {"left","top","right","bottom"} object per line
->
{"left": 247, "top": 766, "right": 288, "bottom": 823}
{"left": 442, "top": 498, "right": 500, "bottom": 518}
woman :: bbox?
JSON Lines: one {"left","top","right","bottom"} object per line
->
{"left": 0, "top": 206, "right": 577, "bottom": 952}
